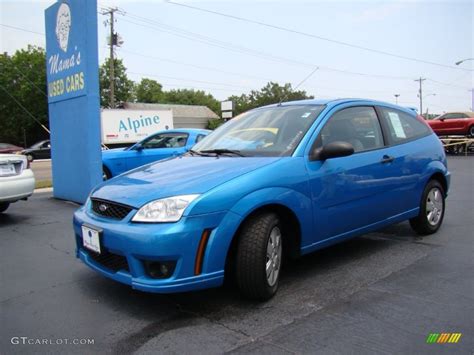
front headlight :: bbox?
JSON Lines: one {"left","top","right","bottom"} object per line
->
{"left": 132, "top": 194, "right": 200, "bottom": 223}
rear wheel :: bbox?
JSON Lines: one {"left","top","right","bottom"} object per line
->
{"left": 26, "top": 154, "right": 34, "bottom": 162}
{"left": 0, "top": 202, "right": 10, "bottom": 213}
{"left": 409, "top": 180, "right": 445, "bottom": 235}
{"left": 102, "top": 166, "right": 112, "bottom": 180}
{"left": 469, "top": 126, "right": 474, "bottom": 137}
{"left": 236, "top": 212, "right": 282, "bottom": 301}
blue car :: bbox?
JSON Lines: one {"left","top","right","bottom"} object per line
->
{"left": 102, "top": 128, "right": 210, "bottom": 179}
{"left": 74, "top": 99, "right": 450, "bottom": 300}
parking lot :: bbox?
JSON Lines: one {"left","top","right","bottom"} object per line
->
{"left": 0, "top": 156, "right": 473, "bottom": 354}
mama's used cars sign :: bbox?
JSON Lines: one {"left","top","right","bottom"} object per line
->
{"left": 101, "top": 110, "right": 174, "bottom": 144}
{"left": 45, "top": 1, "right": 87, "bottom": 102}
{"left": 45, "top": 0, "right": 102, "bottom": 203}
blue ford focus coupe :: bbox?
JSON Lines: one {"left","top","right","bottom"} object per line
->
{"left": 102, "top": 128, "right": 210, "bottom": 179}
{"left": 74, "top": 99, "right": 450, "bottom": 300}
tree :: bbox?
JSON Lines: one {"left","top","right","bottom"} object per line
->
{"left": 135, "top": 78, "right": 163, "bottom": 103}
{"left": 0, "top": 46, "right": 49, "bottom": 146}
{"left": 229, "top": 82, "right": 314, "bottom": 115}
{"left": 99, "top": 58, "right": 134, "bottom": 107}
{"left": 163, "top": 89, "right": 220, "bottom": 114}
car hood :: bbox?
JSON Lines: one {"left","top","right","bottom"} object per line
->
{"left": 102, "top": 147, "right": 126, "bottom": 157}
{"left": 92, "top": 156, "right": 280, "bottom": 208}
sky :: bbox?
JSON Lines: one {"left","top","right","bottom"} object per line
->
{"left": 1, "top": 0, "right": 473, "bottom": 114}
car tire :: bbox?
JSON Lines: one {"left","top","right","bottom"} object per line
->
{"left": 469, "top": 126, "right": 474, "bottom": 138}
{"left": 409, "top": 180, "right": 445, "bottom": 235}
{"left": 103, "top": 166, "right": 112, "bottom": 180}
{"left": 26, "top": 154, "right": 34, "bottom": 162}
{"left": 236, "top": 212, "right": 283, "bottom": 301}
{"left": 0, "top": 202, "right": 10, "bottom": 213}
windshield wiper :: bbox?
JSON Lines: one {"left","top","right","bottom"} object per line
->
{"left": 200, "top": 149, "right": 245, "bottom": 157}
{"left": 188, "top": 149, "right": 211, "bottom": 157}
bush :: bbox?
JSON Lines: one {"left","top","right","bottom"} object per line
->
{"left": 207, "top": 118, "right": 225, "bottom": 130}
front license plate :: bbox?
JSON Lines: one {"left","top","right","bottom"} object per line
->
{"left": 0, "top": 164, "right": 16, "bottom": 176}
{"left": 82, "top": 225, "right": 101, "bottom": 254}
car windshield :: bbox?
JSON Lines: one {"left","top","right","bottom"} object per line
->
{"left": 193, "top": 105, "right": 325, "bottom": 157}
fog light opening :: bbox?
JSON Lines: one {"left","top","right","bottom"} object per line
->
{"left": 145, "top": 261, "right": 176, "bottom": 279}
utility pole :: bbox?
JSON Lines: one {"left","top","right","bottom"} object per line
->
{"left": 102, "top": 7, "right": 119, "bottom": 108}
{"left": 415, "top": 77, "right": 426, "bottom": 116}
{"left": 394, "top": 94, "right": 400, "bottom": 105}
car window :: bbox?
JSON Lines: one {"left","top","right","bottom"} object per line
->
{"left": 195, "top": 134, "right": 207, "bottom": 143}
{"left": 141, "top": 133, "right": 189, "bottom": 149}
{"left": 443, "top": 113, "right": 467, "bottom": 119}
{"left": 378, "top": 107, "right": 431, "bottom": 144}
{"left": 319, "top": 106, "right": 384, "bottom": 153}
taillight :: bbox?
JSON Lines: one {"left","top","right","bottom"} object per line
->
{"left": 26, "top": 158, "right": 30, "bottom": 169}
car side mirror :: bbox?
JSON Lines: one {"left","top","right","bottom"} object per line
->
{"left": 439, "top": 118, "right": 445, "bottom": 121}
{"left": 310, "top": 141, "right": 354, "bottom": 161}
{"left": 135, "top": 143, "right": 144, "bottom": 151}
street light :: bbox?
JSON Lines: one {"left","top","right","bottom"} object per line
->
{"left": 394, "top": 94, "right": 400, "bottom": 104}
{"left": 455, "top": 58, "right": 474, "bottom": 110}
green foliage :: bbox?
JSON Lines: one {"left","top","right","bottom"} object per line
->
{"left": 135, "top": 78, "right": 163, "bottom": 103}
{"left": 228, "top": 82, "right": 313, "bottom": 115}
{"left": 99, "top": 58, "right": 135, "bottom": 107}
{"left": 207, "top": 118, "right": 224, "bottom": 130}
{"left": 0, "top": 46, "right": 49, "bottom": 146}
{"left": 163, "top": 89, "right": 220, "bottom": 114}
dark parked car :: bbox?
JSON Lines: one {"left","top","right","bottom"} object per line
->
{"left": 0, "top": 143, "right": 24, "bottom": 154}
{"left": 21, "top": 140, "right": 51, "bottom": 162}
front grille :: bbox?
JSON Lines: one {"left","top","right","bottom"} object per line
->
{"left": 91, "top": 198, "right": 133, "bottom": 220}
{"left": 87, "top": 250, "right": 129, "bottom": 273}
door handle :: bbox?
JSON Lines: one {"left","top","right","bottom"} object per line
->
{"left": 380, "top": 155, "right": 394, "bottom": 164}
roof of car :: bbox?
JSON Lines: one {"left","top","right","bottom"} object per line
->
{"left": 156, "top": 128, "right": 211, "bottom": 134}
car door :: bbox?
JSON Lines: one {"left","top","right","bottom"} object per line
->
{"left": 305, "top": 105, "right": 407, "bottom": 241}
{"left": 442, "top": 113, "right": 467, "bottom": 134}
{"left": 131, "top": 132, "right": 189, "bottom": 169}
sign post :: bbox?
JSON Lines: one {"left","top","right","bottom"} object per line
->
{"left": 45, "top": 0, "right": 102, "bottom": 203}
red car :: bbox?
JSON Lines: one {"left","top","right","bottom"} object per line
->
{"left": 0, "top": 143, "right": 24, "bottom": 154}
{"left": 427, "top": 112, "right": 474, "bottom": 137}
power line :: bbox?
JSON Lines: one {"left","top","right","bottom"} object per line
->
{"left": 120, "top": 13, "right": 412, "bottom": 81}
{"left": 0, "top": 84, "right": 50, "bottom": 134}
{"left": 165, "top": 1, "right": 472, "bottom": 72}
{"left": 0, "top": 23, "right": 44, "bottom": 36}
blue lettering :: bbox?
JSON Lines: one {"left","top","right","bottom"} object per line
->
{"left": 118, "top": 120, "right": 128, "bottom": 132}
{"left": 127, "top": 117, "right": 132, "bottom": 130}
{"left": 132, "top": 119, "right": 140, "bottom": 133}
{"left": 153, "top": 116, "right": 160, "bottom": 124}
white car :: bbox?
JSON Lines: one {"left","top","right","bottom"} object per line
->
{"left": 0, "top": 154, "right": 35, "bottom": 213}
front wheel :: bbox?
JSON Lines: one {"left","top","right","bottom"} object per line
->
{"left": 26, "top": 154, "right": 34, "bottom": 162}
{"left": 0, "top": 202, "right": 10, "bottom": 213}
{"left": 236, "top": 212, "right": 283, "bottom": 301}
{"left": 469, "top": 126, "right": 474, "bottom": 138}
{"left": 409, "top": 180, "right": 445, "bottom": 235}
{"left": 102, "top": 166, "right": 112, "bottom": 180}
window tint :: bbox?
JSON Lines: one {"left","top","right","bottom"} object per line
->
{"left": 142, "top": 133, "right": 188, "bottom": 149}
{"left": 379, "top": 107, "right": 430, "bottom": 144}
{"left": 444, "top": 113, "right": 467, "bottom": 119}
{"left": 319, "top": 106, "right": 384, "bottom": 153}
{"left": 195, "top": 134, "right": 207, "bottom": 143}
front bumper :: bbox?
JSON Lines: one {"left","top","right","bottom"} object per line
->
{"left": 73, "top": 204, "right": 241, "bottom": 293}
{"left": 0, "top": 169, "right": 35, "bottom": 202}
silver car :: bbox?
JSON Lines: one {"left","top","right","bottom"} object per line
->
{"left": 0, "top": 154, "right": 35, "bottom": 213}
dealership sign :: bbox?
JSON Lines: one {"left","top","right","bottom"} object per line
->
{"left": 45, "top": 0, "right": 102, "bottom": 203}
{"left": 45, "top": 1, "right": 88, "bottom": 102}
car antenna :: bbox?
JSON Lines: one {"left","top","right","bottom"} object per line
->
{"left": 278, "top": 67, "right": 319, "bottom": 106}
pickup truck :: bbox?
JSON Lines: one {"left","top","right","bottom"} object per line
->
{"left": 427, "top": 112, "right": 474, "bottom": 137}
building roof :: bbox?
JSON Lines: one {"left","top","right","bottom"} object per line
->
{"left": 124, "top": 102, "right": 219, "bottom": 119}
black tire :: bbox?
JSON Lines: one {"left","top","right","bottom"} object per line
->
{"left": 0, "top": 202, "right": 10, "bottom": 213}
{"left": 102, "top": 166, "right": 112, "bottom": 180}
{"left": 469, "top": 126, "right": 474, "bottom": 138}
{"left": 409, "top": 180, "right": 445, "bottom": 235}
{"left": 236, "top": 212, "right": 283, "bottom": 301}
{"left": 26, "top": 154, "right": 34, "bottom": 162}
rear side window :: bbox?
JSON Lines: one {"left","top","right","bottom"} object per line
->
{"left": 378, "top": 107, "right": 431, "bottom": 144}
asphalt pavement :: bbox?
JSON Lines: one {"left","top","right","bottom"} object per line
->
{"left": 0, "top": 156, "right": 472, "bottom": 354}
{"left": 31, "top": 160, "right": 52, "bottom": 182}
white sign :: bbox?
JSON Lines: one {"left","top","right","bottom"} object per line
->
{"left": 221, "top": 101, "right": 234, "bottom": 112}
{"left": 222, "top": 111, "right": 233, "bottom": 119}
{"left": 101, "top": 109, "right": 174, "bottom": 144}
{"left": 388, "top": 112, "right": 407, "bottom": 138}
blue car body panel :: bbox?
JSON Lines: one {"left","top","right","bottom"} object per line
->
{"left": 102, "top": 128, "right": 210, "bottom": 177}
{"left": 74, "top": 99, "right": 450, "bottom": 293}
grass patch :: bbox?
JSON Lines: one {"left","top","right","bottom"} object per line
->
{"left": 35, "top": 180, "right": 52, "bottom": 189}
